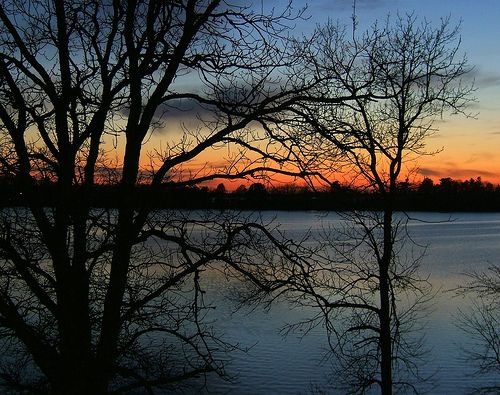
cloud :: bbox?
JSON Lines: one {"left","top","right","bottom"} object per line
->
{"left": 418, "top": 168, "right": 442, "bottom": 177}
{"left": 467, "top": 69, "right": 500, "bottom": 88}
{"left": 118, "top": 97, "right": 216, "bottom": 135}
{"left": 157, "top": 98, "right": 213, "bottom": 119}
{"left": 477, "top": 73, "right": 500, "bottom": 88}
{"left": 419, "top": 166, "right": 499, "bottom": 180}
{"left": 464, "top": 152, "right": 495, "bottom": 164}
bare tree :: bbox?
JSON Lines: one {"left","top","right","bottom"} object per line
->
{"left": 455, "top": 265, "right": 500, "bottom": 394}
{"left": 240, "top": 14, "right": 475, "bottom": 394}
{"left": 0, "top": 1, "right": 358, "bottom": 393}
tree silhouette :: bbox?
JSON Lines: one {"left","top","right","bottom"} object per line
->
{"left": 0, "top": 1, "right": 351, "bottom": 393}
{"left": 242, "top": 14, "right": 475, "bottom": 394}
{"left": 215, "top": 183, "right": 226, "bottom": 194}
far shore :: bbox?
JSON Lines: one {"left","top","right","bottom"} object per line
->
{"left": 1, "top": 176, "right": 499, "bottom": 212}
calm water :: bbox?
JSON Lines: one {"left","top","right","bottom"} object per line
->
{"left": 187, "top": 211, "right": 500, "bottom": 394}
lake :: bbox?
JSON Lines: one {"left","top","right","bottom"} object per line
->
{"left": 185, "top": 211, "right": 499, "bottom": 394}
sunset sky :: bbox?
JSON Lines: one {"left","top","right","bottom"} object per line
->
{"left": 141, "top": 1, "right": 500, "bottom": 188}
{"left": 299, "top": 0, "right": 500, "bottom": 184}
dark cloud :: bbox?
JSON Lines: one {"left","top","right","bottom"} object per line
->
{"left": 119, "top": 97, "right": 214, "bottom": 126}
{"left": 419, "top": 166, "right": 498, "bottom": 180}
{"left": 466, "top": 68, "right": 500, "bottom": 88}
{"left": 418, "top": 168, "right": 442, "bottom": 177}
{"left": 157, "top": 98, "right": 213, "bottom": 119}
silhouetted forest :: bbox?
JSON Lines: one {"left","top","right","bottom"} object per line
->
{"left": 2, "top": 176, "right": 498, "bottom": 211}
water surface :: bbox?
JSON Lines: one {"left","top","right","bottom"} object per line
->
{"left": 195, "top": 211, "right": 500, "bottom": 394}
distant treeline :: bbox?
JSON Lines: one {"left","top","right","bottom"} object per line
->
{"left": 1, "top": 176, "right": 500, "bottom": 211}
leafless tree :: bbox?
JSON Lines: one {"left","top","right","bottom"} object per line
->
{"left": 239, "top": 14, "right": 475, "bottom": 395}
{"left": 0, "top": 1, "right": 359, "bottom": 393}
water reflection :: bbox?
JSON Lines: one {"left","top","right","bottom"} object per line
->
{"left": 197, "top": 211, "right": 500, "bottom": 394}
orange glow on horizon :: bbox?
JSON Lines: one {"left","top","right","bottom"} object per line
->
{"left": 136, "top": 144, "right": 500, "bottom": 191}
{"left": 131, "top": 107, "right": 500, "bottom": 191}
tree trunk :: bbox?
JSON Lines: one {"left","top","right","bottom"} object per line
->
{"left": 379, "top": 208, "right": 393, "bottom": 395}
{"left": 51, "top": 368, "right": 108, "bottom": 395}
{"left": 97, "top": 135, "right": 142, "bottom": 385}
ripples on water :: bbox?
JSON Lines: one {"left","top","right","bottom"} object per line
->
{"left": 183, "top": 212, "right": 500, "bottom": 394}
